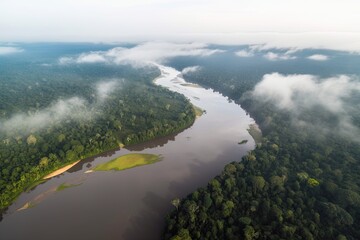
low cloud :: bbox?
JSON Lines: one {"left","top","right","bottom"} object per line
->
{"left": 77, "top": 53, "right": 107, "bottom": 63}
{"left": 0, "top": 80, "right": 122, "bottom": 134}
{"left": 235, "top": 50, "right": 254, "bottom": 57}
{"left": 234, "top": 46, "right": 298, "bottom": 60}
{"left": 58, "top": 57, "right": 73, "bottom": 65}
{"left": 59, "top": 53, "right": 107, "bottom": 64}
{"left": 251, "top": 73, "right": 360, "bottom": 141}
{"left": 1, "top": 97, "right": 89, "bottom": 134}
{"left": 96, "top": 80, "right": 120, "bottom": 100}
{"left": 182, "top": 32, "right": 360, "bottom": 53}
{"left": 307, "top": 54, "right": 329, "bottom": 61}
{"left": 0, "top": 46, "right": 23, "bottom": 55}
{"left": 263, "top": 49, "right": 297, "bottom": 61}
{"left": 58, "top": 42, "right": 224, "bottom": 66}
{"left": 182, "top": 66, "right": 201, "bottom": 75}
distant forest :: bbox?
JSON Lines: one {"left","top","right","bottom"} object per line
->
{"left": 0, "top": 59, "right": 195, "bottom": 211}
{"left": 164, "top": 53, "right": 360, "bottom": 240}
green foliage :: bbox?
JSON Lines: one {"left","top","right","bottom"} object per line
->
{"left": 239, "top": 217, "right": 251, "bottom": 225}
{"left": 164, "top": 61, "right": 360, "bottom": 239}
{"left": 56, "top": 182, "right": 82, "bottom": 192}
{"left": 170, "top": 229, "right": 192, "bottom": 240}
{"left": 251, "top": 176, "right": 266, "bottom": 194}
{"left": 307, "top": 178, "right": 320, "bottom": 187}
{"left": 0, "top": 62, "right": 196, "bottom": 210}
{"left": 93, "top": 153, "right": 161, "bottom": 171}
{"left": 244, "top": 225, "right": 256, "bottom": 240}
{"left": 26, "top": 135, "right": 37, "bottom": 145}
{"left": 171, "top": 198, "right": 181, "bottom": 210}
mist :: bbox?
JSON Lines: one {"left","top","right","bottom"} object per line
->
{"left": 96, "top": 80, "right": 120, "bottom": 100}
{"left": 0, "top": 46, "right": 23, "bottom": 55}
{"left": 0, "top": 80, "right": 122, "bottom": 135}
{"left": 307, "top": 54, "right": 329, "bottom": 61}
{"left": 263, "top": 50, "right": 297, "bottom": 61}
{"left": 235, "top": 50, "right": 254, "bottom": 57}
{"left": 58, "top": 42, "right": 224, "bottom": 67}
{"left": 182, "top": 66, "right": 201, "bottom": 75}
{"left": 251, "top": 73, "right": 360, "bottom": 141}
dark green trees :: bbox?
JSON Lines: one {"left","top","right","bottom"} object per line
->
{"left": 0, "top": 64, "right": 196, "bottom": 210}
{"left": 164, "top": 61, "right": 360, "bottom": 239}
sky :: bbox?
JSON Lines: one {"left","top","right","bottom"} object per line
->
{"left": 1, "top": 0, "right": 360, "bottom": 50}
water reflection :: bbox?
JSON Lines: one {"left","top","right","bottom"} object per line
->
{"left": 0, "top": 65, "right": 255, "bottom": 240}
{"left": 126, "top": 131, "right": 178, "bottom": 151}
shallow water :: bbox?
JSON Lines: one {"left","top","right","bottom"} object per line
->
{"left": 0, "top": 65, "right": 255, "bottom": 240}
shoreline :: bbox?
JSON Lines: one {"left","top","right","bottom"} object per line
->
{"left": 0, "top": 63, "right": 198, "bottom": 212}
{"left": 43, "top": 160, "right": 81, "bottom": 179}
{"left": 247, "top": 123, "right": 263, "bottom": 145}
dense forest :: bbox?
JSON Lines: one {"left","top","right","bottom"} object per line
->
{"left": 0, "top": 50, "right": 196, "bottom": 211}
{"left": 164, "top": 53, "right": 360, "bottom": 239}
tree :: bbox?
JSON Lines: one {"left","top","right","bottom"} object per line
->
{"left": 209, "top": 179, "right": 221, "bottom": 192}
{"left": 224, "top": 163, "right": 237, "bottom": 175}
{"left": 244, "top": 225, "right": 256, "bottom": 240}
{"left": 74, "top": 144, "right": 84, "bottom": 155}
{"left": 222, "top": 200, "right": 235, "bottom": 217}
{"left": 307, "top": 178, "right": 320, "bottom": 187}
{"left": 171, "top": 198, "right": 180, "bottom": 211}
{"left": 203, "top": 193, "right": 213, "bottom": 209}
{"left": 27, "top": 135, "right": 37, "bottom": 145}
{"left": 239, "top": 217, "right": 252, "bottom": 225}
{"left": 170, "top": 229, "right": 192, "bottom": 240}
{"left": 39, "top": 157, "right": 49, "bottom": 168}
{"left": 66, "top": 150, "right": 77, "bottom": 161}
{"left": 251, "top": 176, "right": 266, "bottom": 194}
{"left": 336, "top": 189, "right": 360, "bottom": 207}
{"left": 320, "top": 202, "right": 354, "bottom": 226}
{"left": 58, "top": 134, "right": 66, "bottom": 143}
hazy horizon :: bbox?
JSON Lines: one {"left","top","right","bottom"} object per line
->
{"left": 1, "top": 0, "right": 360, "bottom": 51}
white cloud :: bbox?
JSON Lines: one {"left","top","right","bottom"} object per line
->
{"left": 263, "top": 49, "right": 297, "bottom": 61}
{"left": 1, "top": 97, "right": 89, "bottom": 133}
{"left": 96, "top": 80, "right": 120, "bottom": 100}
{"left": 59, "top": 42, "right": 224, "bottom": 66}
{"left": 0, "top": 46, "right": 23, "bottom": 55}
{"left": 76, "top": 52, "right": 107, "bottom": 63}
{"left": 251, "top": 73, "right": 360, "bottom": 141}
{"left": 182, "top": 66, "right": 201, "bottom": 74}
{"left": 58, "top": 57, "right": 73, "bottom": 65}
{"left": 307, "top": 54, "right": 329, "bottom": 61}
{"left": 183, "top": 32, "right": 360, "bottom": 53}
{"left": 0, "top": 80, "right": 122, "bottom": 134}
{"left": 235, "top": 50, "right": 254, "bottom": 57}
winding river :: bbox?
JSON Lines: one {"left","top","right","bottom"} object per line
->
{"left": 0, "top": 65, "right": 256, "bottom": 240}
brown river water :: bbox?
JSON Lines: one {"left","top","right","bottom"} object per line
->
{"left": 0, "top": 64, "right": 256, "bottom": 240}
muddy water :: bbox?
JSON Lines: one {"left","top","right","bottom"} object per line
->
{"left": 0, "top": 65, "right": 256, "bottom": 240}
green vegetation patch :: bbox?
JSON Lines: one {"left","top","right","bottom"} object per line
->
{"left": 238, "top": 139, "right": 248, "bottom": 145}
{"left": 56, "top": 183, "right": 82, "bottom": 192}
{"left": 93, "top": 153, "right": 162, "bottom": 171}
{"left": 247, "top": 123, "right": 262, "bottom": 145}
{"left": 193, "top": 105, "right": 205, "bottom": 117}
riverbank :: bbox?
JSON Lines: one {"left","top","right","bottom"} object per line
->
{"left": 43, "top": 160, "right": 81, "bottom": 179}
{"left": 0, "top": 63, "right": 256, "bottom": 240}
{"left": 0, "top": 67, "right": 198, "bottom": 212}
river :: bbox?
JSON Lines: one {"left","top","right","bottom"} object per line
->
{"left": 0, "top": 64, "right": 255, "bottom": 240}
